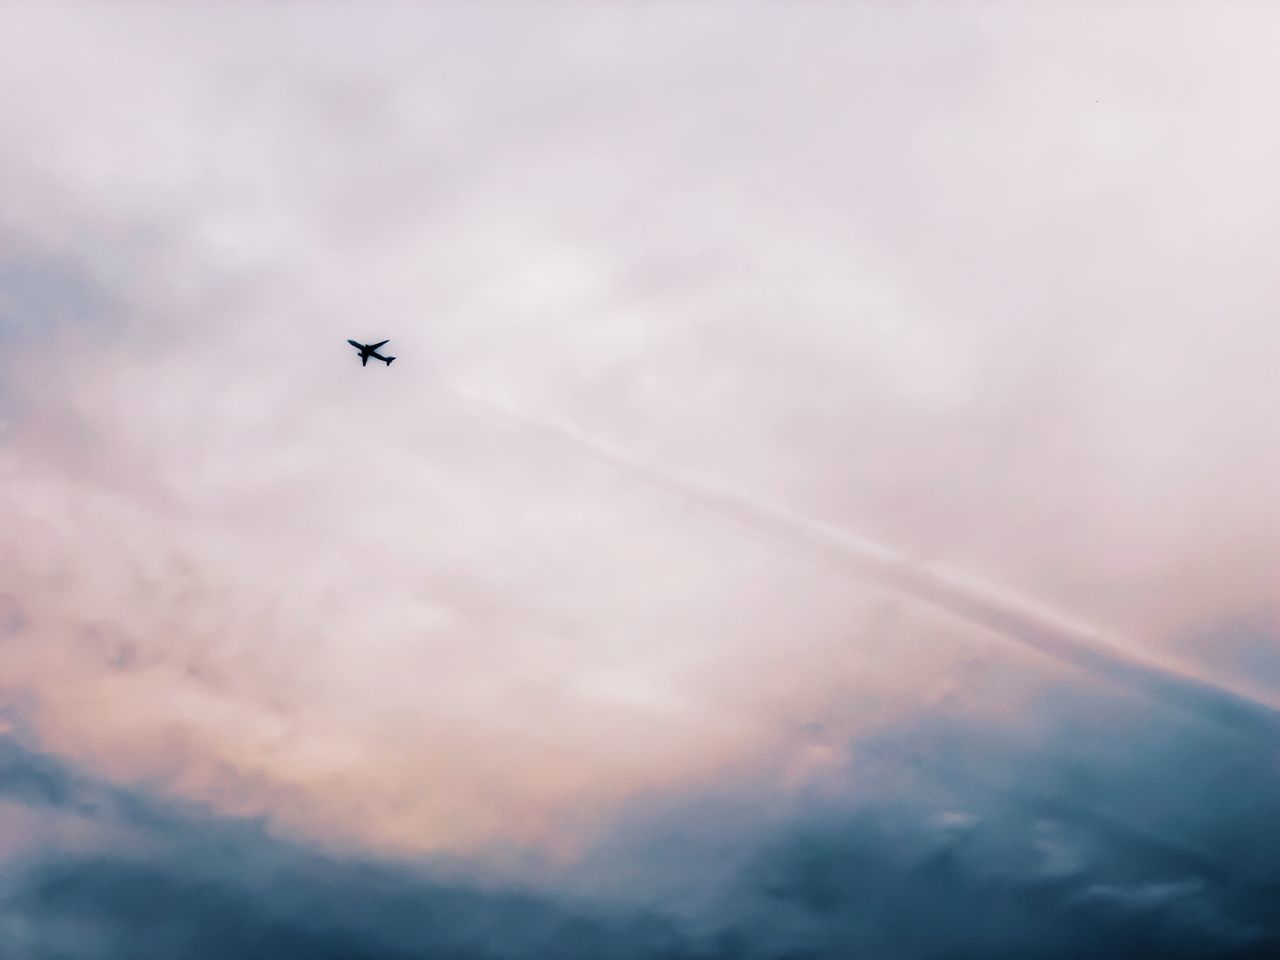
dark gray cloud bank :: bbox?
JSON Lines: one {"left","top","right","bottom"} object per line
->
{"left": 4, "top": 648, "right": 1278, "bottom": 960}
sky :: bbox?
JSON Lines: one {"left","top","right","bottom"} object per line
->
{"left": 1, "top": 3, "right": 1278, "bottom": 958}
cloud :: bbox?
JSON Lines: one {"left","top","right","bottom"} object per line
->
{"left": 2, "top": 5, "right": 1280, "bottom": 955}
{"left": 1, "top": 733, "right": 687, "bottom": 960}
{"left": 480, "top": 405, "right": 1280, "bottom": 741}
{"left": 589, "top": 683, "right": 1280, "bottom": 958}
{"left": 4, "top": 662, "right": 1280, "bottom": 960}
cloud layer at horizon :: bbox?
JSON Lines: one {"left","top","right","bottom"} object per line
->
{"left": 2, "top": 4, "right": 1278, "bottom": 956}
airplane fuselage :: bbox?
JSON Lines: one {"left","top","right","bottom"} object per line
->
{"left": 347, "top": 339, "right": 396, "bottom": 367}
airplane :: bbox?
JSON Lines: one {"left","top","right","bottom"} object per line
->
{"left": 347, "top": 339, "right": 396, "bottom": 367}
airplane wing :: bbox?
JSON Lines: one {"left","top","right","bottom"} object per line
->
{"left": 347, "top": 339, "right": 363, "bottom": 349}
{"left": 369, "top": 339, "right": 389, "bottom": 350}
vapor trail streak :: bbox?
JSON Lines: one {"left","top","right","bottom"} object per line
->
{"left": 464, "top": 394, "right": 1280, "bottom": 741}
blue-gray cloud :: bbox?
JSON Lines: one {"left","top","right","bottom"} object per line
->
{"left": 0, "top": 239, "right": 122, "bottom": 345}
{"left": 4, "top": 657, "right": 1278, "bottom": 960}
{"left": 0, "top": 734, "right": 691, "bottom": 960}
{"left": 0, "top": 235, "right": 128, "bottom": 433}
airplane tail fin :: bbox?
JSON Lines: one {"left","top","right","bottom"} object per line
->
{"left": 384, "top": 356, "right": 396, "bottom": 366}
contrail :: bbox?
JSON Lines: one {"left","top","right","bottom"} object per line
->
{"left": 461, "top": 392, "right": 1280, "bottom": 741}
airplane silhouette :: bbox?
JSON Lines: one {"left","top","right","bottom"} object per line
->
{"left": 348, "top": 339, "right": 396, "bottom": 367}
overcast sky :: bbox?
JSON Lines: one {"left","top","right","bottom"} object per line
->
{"left": 1, "top": 4, "right": 1278, "bottom": 958}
